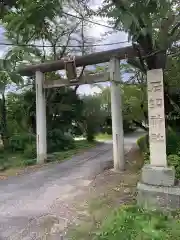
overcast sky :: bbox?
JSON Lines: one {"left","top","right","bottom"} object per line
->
{"left": 0, "top": 0, "right": 130, "bottom": 95}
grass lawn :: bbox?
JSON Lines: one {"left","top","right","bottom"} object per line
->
{"left": 0, "top": 140, "right": 97, "bottom": 177}
{"left": 95, "top": 133, "right": 112, "bottom": 141}
{"left": 93, "top": 205, "right": 180, "bottom": 240}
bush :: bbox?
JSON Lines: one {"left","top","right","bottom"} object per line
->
{"left": 137, "top": 134, "right": 149, "bottom": 153}
{"left": 166, "top": 129, "right": 180, "bottom": 155}
{"left": 47, "top": 129, "right": 75, "bottom": 153}
{"left": 9, "top": 133, "right": 36, "bottom": 152}
{"left": 168, "top": 154, "right": 180, "bottom": 179}
{"left": 0, "top": 155, "right": 10, "bottom": 171}
{"left": 137, "top": 129, "right": 180, "bottom": 156}
{"left": 86, "top": 128, "right": 95, "bottom": 142}
{"left": 23, "top": 158, "right": 36, "bottom": 166}
{"left": 23, "top": 143, "right": 36, "bottom": 159}
{"left": 123, "top": 120, "right": 135, "bottom": 133}
{"left": 94, "top": 205, "right": 180, "bottom": 240}
{"left": 101, "top": 126, "right": 112, "bottom": 135}
{"left": 137, "top": 131, "right": 180, "bottom": 179}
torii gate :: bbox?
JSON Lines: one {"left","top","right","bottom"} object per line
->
{"left": 19, "top": 45, "right": 180, "bottom": 209}
{"left": 18, "top": 46, "right": 138, "bottom": 171}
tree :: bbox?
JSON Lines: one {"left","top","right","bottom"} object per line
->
{"left": 1, "top": 0, "right": 96, "bottom": 57}
{"left": 1, "top": 0, "right": 62, "bottom": 39}
{"left": 80, "top": 95, "right": 107, "bottom": 141}
{"left": 0, "top": 58, "right": 23, "bottom": 148}
{"left": 121, "top": 62, "right": 148, "bottom": 127}
{"left": 0, "top": 0, "right": 103, "bottom": 151}
{"left": 122, "top": 84, "right": 147, "bottom": 130}
{"left": 97, "top": 84, "right": 147, "bottom": 132}
{"left": 101, "top": 0, "right": 180, "bottom": 69}
{"left": 46, "top": 87, "right": 84, "bottom": 132}
{"left": 100, "top": 0, "right": 180, "bottom": 125}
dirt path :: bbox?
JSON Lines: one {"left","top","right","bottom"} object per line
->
{"left": 0, "top": 132, "right": 143, "bottom": 240}
{"left": 67, "top": 147, "right": 143, "bottom": 240}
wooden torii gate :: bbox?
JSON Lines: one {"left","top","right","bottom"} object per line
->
{"left": 18, "top": 46, "right": 137, "bottom": 171}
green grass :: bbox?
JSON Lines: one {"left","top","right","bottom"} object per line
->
{"left": 0, "top": 140, "right": 97, "bottom": 176}
{"left": 95, "top": 133, "right": 112, "bottom": 141}
{"left": 68, "top": 204, "right": 180, "bottom": 240}
{"left": 94, "top": 205, "right": 180, "bottom": 240}
{"left": 0, "top": 152, "right": 29, "bottom": 170}
{"left": 68, "top": 196, "right": 113, "bottom": 240}
{"left": 49, "top": 140, "right": 97, "bottom": 162}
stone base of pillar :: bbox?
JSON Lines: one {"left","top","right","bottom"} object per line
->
{"left": 37, "top": 153, "right": 47, "bottom": 164}
{"left": 137, "top": 164, "right": 180, "bottom": 210}
{"left": 141, "top": 164, "right": 175, "bottom": 187}
{"left": 137, "top": 182, "right": 180, "bottom": 210}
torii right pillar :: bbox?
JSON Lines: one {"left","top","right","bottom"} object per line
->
{"left": 137, "top": 69, "right": 180, "bottom": 210}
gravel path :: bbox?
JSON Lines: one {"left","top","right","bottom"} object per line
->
{"left": 0, "top": 132, "right": 143, "bottom": 239}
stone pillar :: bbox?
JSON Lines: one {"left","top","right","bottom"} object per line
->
{"left": 35, "top": 71, "right": 47, "bottom": 164}
{"left": 137, "top": 69, "right": 180, "bottom": 210}
{"left": 147, "top": 69, "right": 167, "bottom": 167}
{"left": 110, "top": 58, "right": 125, "bottom": 171}
{"left": 140, "top": 69, "right": 175, "bottom": 186}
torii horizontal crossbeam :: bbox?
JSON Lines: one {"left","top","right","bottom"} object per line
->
{"left": 43, "top": 72, "right": 110, "bottom": 88}
{"left": 18, "top": 46, "right": 136, "bottom": 76}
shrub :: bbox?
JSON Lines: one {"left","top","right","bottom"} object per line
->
{"left": 166, "top": 129, "right": 180, "bottom": 155}
{"left": 168, "top": 154, "right": 180, "bottom": 179}
{"left": 23, "top": 143, "right": 36, "bottom": 159}
{"left": 23, "top": 158, "right": 36, "bottom": 166}
{"left": 137, "top": 129, "right": 180, "bottom": 156}
{"left": 47, "top": 129, "right": 75, "bottom": 153}
{"left": 123, "top": 120, "right": 135, "bottom": 133}
{"left": 0, "top": 155, "right": 10, "bottom": 171}
{"left": 137, "top": 132, "right": 180, "bottom": 179}
{"left": 137, "top": 134, "right": 149, "bottom": 153}
{"left": 86, "top": 128, "right": 95, "bottom": 142}
{"left": 94, "top": 205, "right": 180, "bottom": 240}
{"left": 101, "top": 126, "right": 112, "bottom": 135}
{"left": 9, "top": 133, "right": 36, "bottom": 152}
{"left": 143, "top": 151, "right": 150, "bottom": 164}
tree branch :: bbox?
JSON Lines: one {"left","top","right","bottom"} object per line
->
{"left": 59, "top": 21, "right": 81, "bottom": 59}
{"left": 133, "top": 120, "right": 148, "bottom": 131}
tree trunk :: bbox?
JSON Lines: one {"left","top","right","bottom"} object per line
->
{"left": 1, "top": 93, "right": 8, "bottom": 149}
{"left": 146, "top": 50, "right": 167, "bottom": 70}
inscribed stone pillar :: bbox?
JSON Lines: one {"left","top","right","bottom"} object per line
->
{"left": 147, "top": 69, "right": 167, "bottom": 167}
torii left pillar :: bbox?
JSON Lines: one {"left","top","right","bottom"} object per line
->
{"left": 110, "top": 58, "right": 125, "bottom": 171}
{"left": 35, "top": 71, "right": 47, "bottom": 164}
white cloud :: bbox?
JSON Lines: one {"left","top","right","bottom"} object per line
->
{"left": 77, "top": 84, "right": 102, "bottom": 95}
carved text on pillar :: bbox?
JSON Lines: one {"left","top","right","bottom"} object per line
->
{"left": 148, "top": 80, "right": 164, "bottom": 143}
{"left": 147, "top": 69, "right": 166, "bottom": 166}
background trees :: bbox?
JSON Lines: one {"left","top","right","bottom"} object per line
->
{"left": 101, "top": 0, "right": 180, "bottom": 69}
{"left": 100, "top": 0, "right": 180, "bottom": 130}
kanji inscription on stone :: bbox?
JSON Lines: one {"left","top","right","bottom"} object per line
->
{"left": 147, "top": 69, "right": 167, "bottom": 166}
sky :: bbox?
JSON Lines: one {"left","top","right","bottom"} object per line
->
{"left": 76, "top": 0, "right": 130, "bottom": 95}
{"left": 0, "top": 27, "right": 8, "bottom": 56}
{"left": 0, "top": 0, "right": 130, "bottom": 95}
